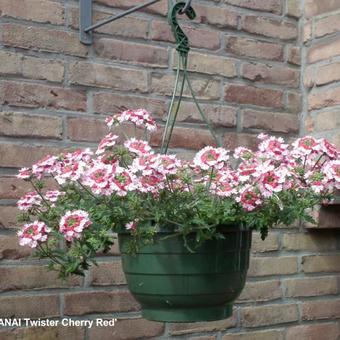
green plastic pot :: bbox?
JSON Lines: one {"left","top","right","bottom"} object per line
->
{"left": 118, "top": 227, "right": 252, "bottom": 322}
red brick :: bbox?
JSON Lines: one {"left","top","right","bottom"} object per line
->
{"left": 225, "top": 0, "right": 282, "bottom": 14}
{"left": 69, "top": 7, "right": 149, "bottom": 39}
{"left": 242, "top": 63, "right": 299, "bottom": 87}
{"left": 242, "top": 16, "right": 297, "bottom": 40}
{"left": 88, "top": 318, "right": 164, "bottom": 340}
{"left": 287, "top": 46, "right": 301, "bottom": 65}
{"left": 151, "top": 21, "right": 220, "bottom": 50}
{"left": 0, "top": 0, "right": 64, "bottom": 25}
{"left": 92, "top": 92, "right": 166, "bottom": 116}
{"left": 242, "top": 110, "right": 299, "bottom": 134}
{"left": 304, "top": 20, "right": 313, "bottom": 42}
{"left": 315, "top": 13, "right": 340, "bottom": 38}
{"left": 0, "top": 144, "right": 63, "bottom": 168}
{"left": 286, "top": 91, "right": 302, "bottom": 113}
{"left": 89, "top": 261, "right": 126, "bottom": 286}
{"left": 302, "top": 299, "right": 340, "bottom": 320}
{"left": 169, "top": 315, "right": 237, "bottom": 335}
{"left": 305, "top": 0, "right": 340, "bottom": 18}
{"left": 284, "top": 276, "right": 338, "bottom": 297}
{"left": 227, "top": 36, "right": 283, "bottom": 61}
{"left": 0, "top": 23, "right": 88, "bottom": 57}
{"left": 223, "top": 133, "right": 259, "bottom": 150}
{"left": 222, "top": 329, "right": 284, "bottom": 340}
{"left": 286, "top": 323, "right": 340, "bottom": 340}
{"left": 152, "top": 73, "right": 220, "bottom": 100}
{"left": 0, "top": 294, "right": 59, "bottom": 318}
{"left": 0, "top": 176, "right": 33, "bottom": 199}
{"left": 309, "top": 87, "right": 340, "bottom": 110}
{"left": 240, "top": 303, "right": 298, "bottom": 327}
{"left": 251, "top": 232, "right": 279, "bottom": 253}
{"left": 282, "top": 232, "right": 337, "bottom": 251}
{"left": 0, "top": 81, "right": 86, "bottom": 112}
{"left": 0, "top": 234, "right": 33, "bottom": 259}
{"left": 308, "top": 38, "right": 340, "bottom": 63}
{"left": 67, "top": 117, "right": 108, "bottom": 142}
{"left": 0, "top": 112, "right": 62, "bottom": 139}
{"left": 287, "top": 0, "right": 301, "bottom": 18}
{"left": 0, "top": 326, "right": 85, "bottom": 340}
{"left": 237, "top": 280, "right": 282, "bottom": 302}
{"left": 94, "top": 38, "right": 168, "bottom": 67}
{"left": 0, "top": 265, "right": 82, "bottom": 292}
{"left": 69, "top": 62, "right": 148, "bottom": 92}
{"left": 0, "top": 50, "right": 64, "bottom": 82}
{"left": 63, "top": 291, "right": 140, "bottom": 315}
{"left": 224, "top": 84, "right": 283, "bottom": 108}
{"left": 95, "top": 0, "right": 167, "bottom": 16}
{"left": 307, "top": 61, "right": 340, "bottom": 87}
{"left": 0, "top": 206, "right": 17, "bottom": 229}
{"left": 163, "top": 101, "right": 237, "bottom": 128}
{"left": 248, "top": 256, "right": 298, "bottom": 277}
{"left": 302, "top": 255, "right": 340, "bottom": 273}
{"left": 314, "top": 110, "right": 340, "bottom": 132}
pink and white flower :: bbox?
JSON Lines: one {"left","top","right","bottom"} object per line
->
{"left": 59, "top": 210, "right": 92, "bottom": 242}
{"left": 45, "top": 190, "right": 65, "bottom": 204}
{"left": 17, "top": 192, "right": 42, "bottom": 211}
{"left": 194, "top": 147, "right": 229, "bottom": 171}
{"left": 124, "top": 138, "right": 152, "bottom": 157}
{"left": 17, "top": 221, "right": 51, "bottom": 248}
{"left": 96, "top": 133, "right": 119, "bottom": 155}
{"left": 17, "top": 167, "right": 32, "bottom": 180}
{"left": 236, "top": 186, "right": 263, "bottom": 211}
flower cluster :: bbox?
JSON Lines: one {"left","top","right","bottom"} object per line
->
{"left": 15, "top": 108, "right": 340, "bottom": 277}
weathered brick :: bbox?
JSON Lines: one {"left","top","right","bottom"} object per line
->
{"left": 88, "top": 318, "right": 164, "bottom": 340}
{"left": 302, "top": 299, "right": 340, "bottom": 320}
{"left": 0, "top": 326, "right": 85, "bottom": 340}
{"left": 251, "top": 232, "right": 279, "bottom": 253}
{"left": 314, "top": 110, "right": 340, "bottom": 132}
{"left": 242, "top": 63, "right": 299, "bottom": 87}
{"left": 0, "top": 0, "right": 64, "bottom": 25}
{"left": 248, "top": 256, "right": 298, "bottom": 277}
{"left": 69, "top": 7, "right": 149, "bottom": 39}
{"left": 241, "top": 304, "right": 298, "bottom": 327}
{"left": 0, "top": 176, "right": 32, "bottom": 199}
{"left": 304, "top": 20, "right": 313, "bottom": 42}
{"left": 95, "top": 38, "right": 168, "bottom": 68}
{"left": 0, "top": 51, "right": 64, "bottom": 82}
{"left": 315, "top": 13, "right": 340, "bottom": 38}
{"left": 237, "top": 280, "right": 281, "bottom": 302}
{"left": 195, "top": 5, "right": 238, "bottom": 29}
{"left": 67, "top": 117, "right": 108, "bottom": 142}
{"left": 226, "top": 36, "right": 283, "bottom": 61}
{"left": 287, "top": 46, "right": 301, "bottom": 65}
{"left": 0, "top": 294, "right": 59, "bottom": 318}
{"left": 307, "top": 61, "right": 340, "bottom": 87}
{"left": 222, "top": 329, "right": 284, "bottom": 340}
{"left": 89, "top": 261, "right": 126, "bottom": 286}
{"left": 0, "top": 23, "right": 88, "bottom": 57}
{"left": 224, "top": 84, "right": 283, "bottom": 108}
{"left": 95, "top": 0, "right": 167, "bottom": 16}
{"left": 282, "top": 232, "right": 338, "bottom": 251}
{"left": 225, "top": 0, "right": 282, "bottom": 14}
{"left": 92, "top": 92, "right": 166, "bottom": 116}
{"left": 284, "top": 276, "right": 338, "bottom": 297}
{"left": 0, "top": 265, "right": 82, "bottom": 292}
{"left": 69, "top": 62, "right": 148, "bottom": 92}
{"left": 0, "top": 81, "right": 86, "bottom": 112}
{"left": 176, "top": 51, "right": 237, "bottom": 77}
{"left": 63, "top": 291, "right": 140, "bottom": 315}
{"left": 286, "top": 91, "right": 302, "bottom": 113}
{"left": 305, "top": 0, "right": 340, "bottom": 18}
{"left": 0, "top": 234, "right": 33, "bottom": 259}
{"left": 287, "top": 0, "right": 301, "bottom": 18}
{"left": 308, "top": 38, "right": 340, "bottom": 64}
{"left": 309, "top": 87, "right": 340, "bottom": 110}
{"left": 151, "top": 127, "right": 217, "bottom": 150}
{"left": 152, "top": 73, "right": 220, "bottom": 100}
{"left": 223, "top": 133, "right": 259, "bottom": 150}
{"left": 0, "top": 144, "right": 62, "bottom": 168}
{"left": 0, "top": 112, "right": 63, "bottom": 139}
{"left": 243, "top": 110, "right": 299, "bottom": 134}
{"left": 151, "top": 21, "right": 220, "bottom": 50}
{"left": 163, "top": 101, "right": 237, "bottom": 128}
{"left": 0, "top": 206, "right": 17, "bottom": 229}
{"left": 169, "top": 315, "right": 237, "bottom": 335}
{"left": 286, "top": 323, "right": 340, "bottom": 340}
{"left": 242, "top": 16, "right": 297, "bottom": 40}
{"left": 302, "top": 255, "right": 340, "bottom": 273}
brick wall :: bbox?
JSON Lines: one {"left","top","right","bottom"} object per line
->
{"left": 0, "top": 0, "right": 339, "bottom": 339}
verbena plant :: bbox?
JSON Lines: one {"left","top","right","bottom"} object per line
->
{"left": 16, "top": 109, "right": 340, "bottom": 277}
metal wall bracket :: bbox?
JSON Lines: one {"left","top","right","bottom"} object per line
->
{"left": 79, "top": 0, "right": 163, "bottom": 45}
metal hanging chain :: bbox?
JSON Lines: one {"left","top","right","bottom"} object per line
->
{"left": 161, "top": 1, "right": 221, "bottom": 154}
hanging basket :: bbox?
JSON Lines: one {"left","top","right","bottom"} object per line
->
{"left": 118, "top": 226, "right": 252, "bottom": 322}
